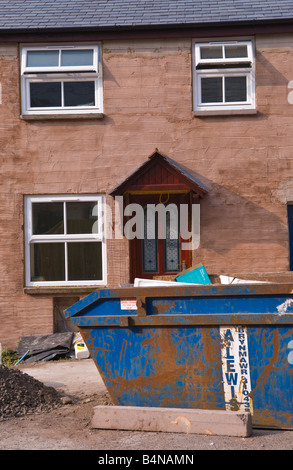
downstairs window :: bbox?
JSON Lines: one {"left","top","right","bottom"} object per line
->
{"left": 24, "top": 195, "right": 106, "bottom": 286}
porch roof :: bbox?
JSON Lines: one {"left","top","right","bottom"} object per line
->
{"left": 109, "top": 149, "right": 209, "bottom": 198}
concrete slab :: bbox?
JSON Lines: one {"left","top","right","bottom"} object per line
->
{"left": 18, "top": 359, "right": 107, "bottom": 397}
{"left": 91, "top": 405, "right": 252, "bottom": 437}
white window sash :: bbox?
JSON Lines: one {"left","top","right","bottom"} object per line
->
{"left": 22, "top": 45, "right": 99, "bottom": 73}
{"left": 197, "top": 70, "right": 253, "bottom": 107}
{"left": 25, "top": 76, "right": 99, "bottom": 112}
{"left": 195, "top": 41, "right": 254, "bottom": 66}
{"left": 21, "top": 44, "right": 103, "bottom": 115}
{"left": 24, "top": 195, "right": 107, "bottom": 286}
{"left": 193, "top": 39, "right": 255, "bottom": 112}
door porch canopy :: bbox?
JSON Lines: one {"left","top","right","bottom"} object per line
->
{"left": 109, "top": 149, "right": 209, "bottom": 198}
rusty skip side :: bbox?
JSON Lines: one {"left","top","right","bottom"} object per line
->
{"left": 65, "top": 283, "right": 293, "bottom": 429}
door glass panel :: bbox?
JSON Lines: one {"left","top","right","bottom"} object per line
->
{"left": 143, "top": 208, "right": 157, "bottom": 272}
{"left": 165, "top": 211, "right": 180, "bottom": 272}
{"left": 143, "top": 239, "right": 157, "bottom": 272}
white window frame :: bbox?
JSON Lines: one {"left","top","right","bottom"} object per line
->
{"left": 24, "top": 195, "right": 107, "bottom": 287}
{"left": 193, "top": 40, "right": 255, "bottom": 114}
{"left": 21, "top": 44, "right": 103, "bottom": 116}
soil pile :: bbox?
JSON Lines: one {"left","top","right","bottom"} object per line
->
{"left": 0, "top": 364, "right": 62, "bottom": 420}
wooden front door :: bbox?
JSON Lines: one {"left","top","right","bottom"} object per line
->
{"left": 129, "top": 194, "right": 192, "bottom": 282}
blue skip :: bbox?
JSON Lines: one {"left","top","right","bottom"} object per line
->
{"left": 65, "top": 283, "right": 293, "bottom": 429}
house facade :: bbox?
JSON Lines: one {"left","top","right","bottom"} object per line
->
{"left": 1, "top": 0, "right": 293, "bottom": 348}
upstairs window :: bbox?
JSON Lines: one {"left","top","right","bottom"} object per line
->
{"left": 21, "top": 45, "right": 103, "bottom": 116}
{"left": 193, "top": 40, "right": 255, "bottom": 114}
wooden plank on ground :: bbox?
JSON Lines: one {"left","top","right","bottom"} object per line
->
{"left": 91, "top": 405, "right": 252, "bottom": 437}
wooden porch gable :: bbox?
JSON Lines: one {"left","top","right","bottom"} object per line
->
{"left": 109, "top": 149, "right": 208, "bottom": 197}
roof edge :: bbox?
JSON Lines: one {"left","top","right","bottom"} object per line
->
{"left": 0, "top": 17, "right": 293, "bottom": 36}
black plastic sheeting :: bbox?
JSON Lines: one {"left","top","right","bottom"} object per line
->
{"left": 16, "top": 333, "right": 74, "bottom": 363}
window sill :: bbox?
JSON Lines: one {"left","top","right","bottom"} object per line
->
{"left": 194, "top": 109, "right": 257, "bottom": 117}
{"left": 20, "top": 113, "right": 104, "bottom": 121}
{"left": 24, "top": 286, "right": 104, "bottom": 295}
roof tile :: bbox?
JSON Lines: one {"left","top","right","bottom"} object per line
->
{"left": 0, "top": 0, "right": 291, "bottom": 30}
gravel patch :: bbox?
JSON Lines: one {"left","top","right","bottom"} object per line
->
{"left": 0, "top": 364, "right": 62, "bottom": 420}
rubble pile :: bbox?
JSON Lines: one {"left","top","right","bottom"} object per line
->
{"left": 0, "top": 364, "right": 62, "bottom": 420}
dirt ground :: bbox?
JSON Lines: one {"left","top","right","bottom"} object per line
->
{"left": 1, "top": 358, "right": 293, "bottom": 452}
